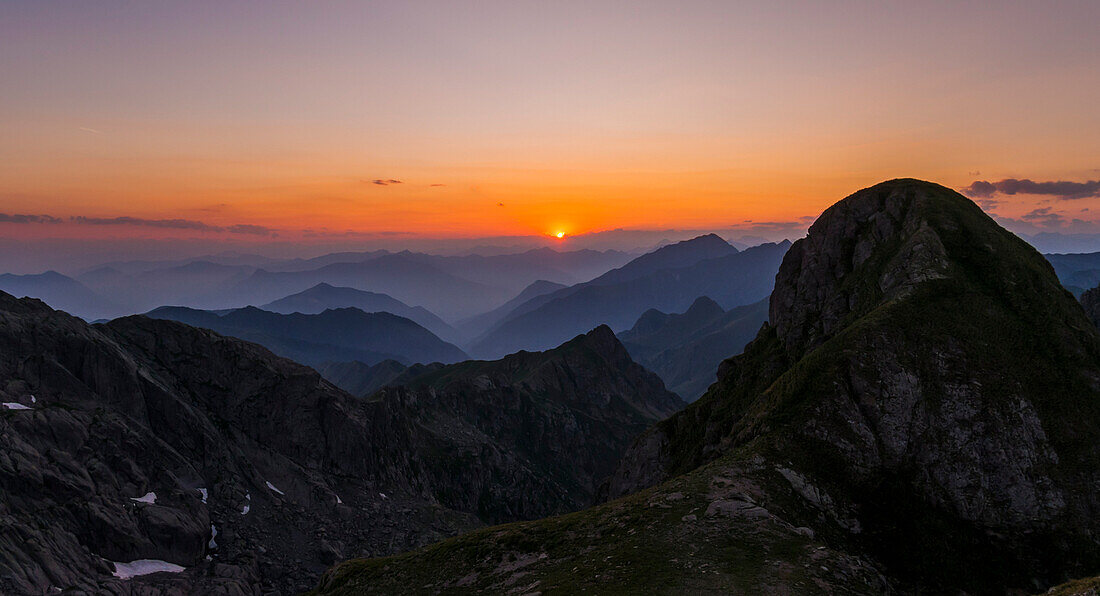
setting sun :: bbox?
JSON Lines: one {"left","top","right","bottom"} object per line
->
{"left": 555, "top": 231, "right": 565, "bottom": 239}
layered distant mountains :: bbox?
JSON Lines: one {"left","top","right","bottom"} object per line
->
{"left": 259, "top": 283, "right": 459, "bottom": 342}
{"left": 146, "top": 306, "right": 467, "bottom": 367}
{"left": 619, "top": 296, "right": 769, "bottom": 400}
{"left": 467, "top": 235, "right": 790, "bottom": 358}
{"left": 319, "top": 179, "right": 1100, "bottom": 594}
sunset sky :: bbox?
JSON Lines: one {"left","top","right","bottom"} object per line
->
{"left": 3, "top": 0, "right": 1100, "bottom": 253}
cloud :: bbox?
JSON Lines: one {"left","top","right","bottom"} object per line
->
{"left": 71, "top": 216, "right": 215, "bottom": 230}
{"left": 369, "top": 179, "right": 403, "bottom": 186}
{"left": 1020, "top": 207, "right": 1066, "bottom": 227}
{"left": 78, "top": 127, "right": 102, "bottom": 134}
{"left": 961, "top": 178, "right": 1100, "bottom": 200}
{"left": 225, "top": 224, "right": 278, "bottom": 236}
{"left": 0, "top": 213, "right": 63, "bottom": 224}
{"left": 0, "top": 212, "right": 277, "bottom": 236}
{"left": 430, "top": 183, "right": 446, "bottom": 187}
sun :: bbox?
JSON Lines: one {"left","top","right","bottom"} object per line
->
{"left": 555, "top": 231, "right": 565, "bottom": 239}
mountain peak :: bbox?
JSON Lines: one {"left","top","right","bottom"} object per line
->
{"left": 769, "top": 178, "right": 1055, "bottom": 356}
{"left": 684, "top": 295, "right": 724, "bottom": 318}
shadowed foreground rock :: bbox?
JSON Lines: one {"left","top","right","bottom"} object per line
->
{"left": 0, "top": 295, "right": 678, "bottom": 594}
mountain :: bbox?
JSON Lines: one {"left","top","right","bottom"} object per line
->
{"left": 1044, "top": 252, "right": 1100, "bottom": 295}
{"left": 368, "top": 325, "right": 685, "bottom": 511}
{"left": 315, "top": 179, "right": 1100, "bottom": 594}
{"left": 314, "top": 359, "right": 408, "bottom": 396}
{"left": 0, "top": 294, "right": 679, "bottom": 594}
{"left": 77, "top": 260, "right": 258, "bottom": 313}
{"left": 0, "top": 270, "right": 122, "bottom": 320}
{"left": 146, "top": 306, "right": 467, "bottom": 367}
{"left": 467, "top": 239, "right": 789, "bottom": 359}
{"left": 619, "top": 296, "right": 769, "bottom": 400}
{"left": 586, "top": 233, "right": 738, "bottom": 286}
{"left": 260, "top": 283, "right": 459, "bottom": 343}
{"left": 453, "top": 279, "right": 567, "bottom": 338}
{"left": 216, "top": 254, "right": 503, "bottom": 322}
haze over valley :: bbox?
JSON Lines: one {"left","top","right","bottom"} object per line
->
{"left": 4, "top": 2, "right": 1100, "bottom": 594}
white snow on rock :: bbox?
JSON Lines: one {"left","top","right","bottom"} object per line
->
{"left": 265, "top": 481, "right": 284, "bottom": 496}
{"left": 110, "top": 559, "right": 185, "bottom": 579}
{"left": 130, "top": 492, "right": 157, "bottom": 504}
{"left": 336, "top": 495, "right": 343, "bottom": 504}
{"left": 241, "top": 492, "right": 251, "bottom": 515}
{"left": 29, "top": 395, "right": 36, "bottom": 404}
{"left": 379, "top": 492, "right": 388, "bottom": 500}
{"left": 2, "top": 402, "right": 31, "bottom": 410}
{"left": 198, "top": 488, "right": 208, "bottom": 503}
{"left": 208, "top": 524, "right": 218, "bottom": 549}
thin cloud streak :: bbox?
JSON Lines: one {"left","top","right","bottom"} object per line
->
{"left": 0, "top": 213, "right": 277, "bottom": 236}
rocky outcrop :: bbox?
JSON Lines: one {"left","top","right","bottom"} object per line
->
{"left": 1081, "top": 285, "right": 1100, "bottom": 328}
{"left": 318, "top": 179, "right": 1100, "bottom": 594}
{"left": 372, "top": 325, "right": 685, "bottom": 517}
{"left": 0, "top": 294, "right": 677, "bottom": 594}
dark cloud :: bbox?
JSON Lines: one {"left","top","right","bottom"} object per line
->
{"left": 1020, "top": 207, "right": 1066, "bottom": 227}
{"left": 71, "top": 216, "right": 215, "bottom": 230}
{"left": 2, "top": 212, "right": 277, "bottom": 236}
{"left": 430, "top": 183, "right": 446, "bottom": 187}
{"left": 0, "top": 213, "right": 63, "bottom": 224}
{"left": 369, "top": 179, "right": 403, "bottom": 186}
{"left": 961, "top": 178, "right": 1100, "bottom": 200}
{"left": 225, "top": 224, "right": 278, "bottom": 236}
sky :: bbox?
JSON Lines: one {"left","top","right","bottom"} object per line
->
{"left": 2, "top": 0, "right": 1100, "bottom": 263}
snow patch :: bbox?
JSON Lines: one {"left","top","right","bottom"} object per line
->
{"left": 336, "top": 495, "right": 343, "bottom": 504}
{"left": 110, "top": 559, "right": 185, "bottom": 579}
{"left": 198, "top": 488, "right": 208, "bottom": 503}
{"left": 208, "top": 524, "right": 218, "bottom": 549}
{"left": 265, "top": 481, "right": 284, "bottom": 496}
{"left": 29, "top": 395, "right": 36, "bottom": 404}
{"left": 2, "top": 402, "right": 31, "bottom": 410}
{"left": 130, "top": 492, "right": 156, "bottom": 504}
{"left": 379, "top": 492, "right": 388, "bottom": 500}
{"left": 241, "top": 492, "right": 251, "bottom": 515}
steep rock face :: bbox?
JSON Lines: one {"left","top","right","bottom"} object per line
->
{"left": 0, "top": 294, "right": 676, "bottom": 594}
{"left": 611, "top": 179, "right": 1100, "bottom": 590}
{"left": 318, "top": 179, "right": 1100, "bottom": 594}
{"left": 371, "top": 326, "right": 685, "bottom": 516}
{"left": 1081, "top": 285, "right": 1100, "bottom": 328}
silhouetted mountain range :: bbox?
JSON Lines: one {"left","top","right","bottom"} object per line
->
{"left": 146, "top": 305, "right": 466, "bottom": 367}
{"left": 0, "top": 270, "right": 121, "bottom": 320}
{"left": 467, "top": 237, "right": 789, "bottom": 358}
{"left": 260, "top": 283, "right": 459, "bottom": 342}
{"left": 619, "top": 296, "right": 769, "bottom": 400}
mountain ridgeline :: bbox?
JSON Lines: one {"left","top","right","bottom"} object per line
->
{"left": 0, "top": 293, "right": 679, "bottom": 594}
{"left": 619, "top": 296, "right": 769, "bottom": 400}
{"left": 145, "top": 305, "right": 467, "bottom": 367}
{"left": 467, "top": 235, "right": 789, "bottom": 359}
{"left": 315, "top": 179, "right": 1100, "bottom": 594}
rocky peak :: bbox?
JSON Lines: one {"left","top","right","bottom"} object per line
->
{"left": 769, "top": 178, "right": 1064, "bottom": 357}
